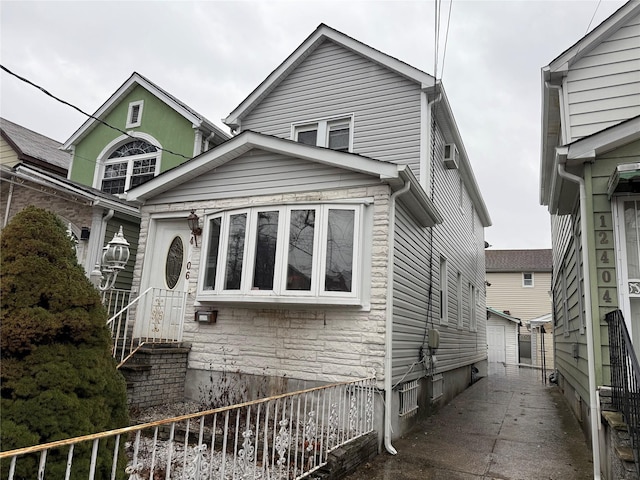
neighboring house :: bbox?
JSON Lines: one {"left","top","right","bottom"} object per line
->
{"left": 124, "top": 23, "right": 491, "bottom": 448}
{"left": 60, "top": 72, "right": 229, "bottom": 291}
{"left": 487, "top": 307, "right": 521, "bottom": 366}
{"left": 485, "top": 249, "right": 552, "bottom": 366}
{"left": 539, "top": 1, "right": 640, "bottom": 476}
{"left": 0, "top": 118, "right": 136, "bottom": 273}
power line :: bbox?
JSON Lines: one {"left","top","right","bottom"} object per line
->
{"left": 439, "top": 0, "right": 454, "bottom": 81}
{"left": 0, "top": 64, "right": 190, "bottom": 160}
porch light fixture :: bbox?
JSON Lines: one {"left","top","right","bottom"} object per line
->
{"left": 96, "top": 226, "right": 130, "bottom": 291}
{"left": 187, "top": 210, "right": 202, "bottom": 246}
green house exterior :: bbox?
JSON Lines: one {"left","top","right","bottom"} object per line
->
{"left": 540, "top": 3, "right": 640, "bottom": 477}
{"left": 61, "top": 72, "right": 229, "bottom": 291}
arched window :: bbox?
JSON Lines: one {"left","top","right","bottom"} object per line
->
{"left": 101, "top": 139, "right": 158, "bottom": 194}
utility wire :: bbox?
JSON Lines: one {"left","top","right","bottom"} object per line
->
{"left": 0, "top": 64, "right": 190, "bottom": 160}
{"left": 439, "top": 0, "right": 454, "bottom": 81}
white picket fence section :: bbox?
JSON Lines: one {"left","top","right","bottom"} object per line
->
{"left": 1, "top": 377, "right": 376, "bottom": 480}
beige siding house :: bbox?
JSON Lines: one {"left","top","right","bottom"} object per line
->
{"left": 485, "top": 249, "right": 552, "bottom": 323}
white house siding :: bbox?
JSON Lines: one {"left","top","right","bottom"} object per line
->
{"left": 239, "top": 40, "right": 423, "bottom": 181}
{"left": 566, "top": 12, "right": 640, "bottom": 141}
{"left": 133, "top": 178, "right": 393, "bottom": 385}
{"left": 389, "top": 120, "right": 487, "bottom": 386}
{"left": 143, "top": 149, "right": 381, "bottom": 205}
{"left": 485, "top": 271, "right": 552, "bottom": 323}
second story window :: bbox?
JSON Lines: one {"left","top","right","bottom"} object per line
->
{"left": 126, "top": 101, "right": 144, "bottom": 128}
{"left": 101, "top": 139, "right": 158, "bottom": 194}
{"left": 523, "top": 272, "right": 534, "bottom": 287}
{"left": 293, "top": 116, "right": 353, "bottom": 152}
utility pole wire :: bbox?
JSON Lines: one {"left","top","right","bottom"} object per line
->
{"left": 0, "top": 64, "right": 190, "bottom": 160}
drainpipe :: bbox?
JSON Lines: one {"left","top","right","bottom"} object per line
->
{"left": 557, "top": 163, "right": 601, "bottom": 480}
{"left": 384, "top": 179, "right": 411, "bottom": 455}
{"left": 3, "top": 177, "right": 14, "bottom": 227}
{"left": 90, "top": 208, "right": 115, "bottom": 287}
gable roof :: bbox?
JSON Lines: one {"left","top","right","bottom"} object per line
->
{"left": 487, "top": 307, "right": 522, "bottom": 325}
{"left": 486, "top": 249, "right": 552, "bottom": 273}
{"left": 546, "top": 1, "right": 640, "bottom": 78}
{"left": 1, "top": 117, "right": 70, "bottom": 175}
{"left": 224, "top": 24, "right": 435, "bottom": 130}
{"left": 126, "top": 130, "right": 443, "bottom": 227}
{"left": 62, "top": 72, "right": 229, "bottom": 149}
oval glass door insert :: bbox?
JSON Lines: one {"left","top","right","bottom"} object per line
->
{"left": 165, "top": 236, "right": 184, "bottom": 289}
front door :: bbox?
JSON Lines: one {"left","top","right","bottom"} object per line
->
{"left": 134, "top": 219, "right": 192, "bottom": 341}
{"left": 613, "top": 198, "right": 640, "bottom": 356}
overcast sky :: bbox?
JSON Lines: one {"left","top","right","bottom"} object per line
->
{"left": 0, "top": 0, "right": 629, "bottom": 249}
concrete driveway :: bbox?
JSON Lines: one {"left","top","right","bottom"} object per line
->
{"left": 345, "top": 364, "right": 593, "bottom": 480}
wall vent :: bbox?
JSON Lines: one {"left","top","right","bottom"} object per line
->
{"left": 443, "top": 143, "right": 459, "bottom": 169}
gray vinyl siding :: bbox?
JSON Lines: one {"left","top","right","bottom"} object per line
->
{"left": 240, "top": 40, "right": 423, "bottom": 181}
{"left": 144, "top": 149, "right": 382, "bottom": 205}
{"left": 566, "top": 12, "right": 640, "bottom": 141}
{"left": 391, "top": 122, "right": 487, "bottom": 384}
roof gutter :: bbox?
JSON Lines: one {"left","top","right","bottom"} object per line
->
{"left": 384, "top": 178, "right": 411, "bottom": 455}
{"left": 556, "top": 161, "right": 601, "bottom": 480}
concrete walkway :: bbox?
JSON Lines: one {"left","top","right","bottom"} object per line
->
{"left": 345, "top": 364, "right": 593, "bottom": 480}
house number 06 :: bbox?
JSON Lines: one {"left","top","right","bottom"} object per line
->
{"left": 185, "top": 261, "right": 192, "bottom": 280}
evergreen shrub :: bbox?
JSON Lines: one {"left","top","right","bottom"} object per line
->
{"left": 1, "top": 207, "right": 129, "bottom": 479}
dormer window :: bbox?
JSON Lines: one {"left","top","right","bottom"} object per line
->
{"left": 293, "top": 115, "right": 353, "bottom": 152}
{"left": 101, "top": 139, "right": 158, "bottom": 194}
{"left": 126, "top": 101, "right": 144, "bottom": 128}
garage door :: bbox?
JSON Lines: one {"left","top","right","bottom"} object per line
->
{"left": 488, "top": 325, "right": 506, "bottom": 364}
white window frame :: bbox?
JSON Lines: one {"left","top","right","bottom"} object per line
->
{"left": 523, "top": 272, "right": 534, "bottom": 287}
{"left": 126, "top": 100, "right": 144, "bottom": 128}
{"left": 469, "top": 283, "right": 477, "bottom": 332}
{"left": 291, "top": 115, "right": 354, "bottom": 152}
{"left": 197, "top": 203, "right": 364, "bottom": 306}
{"left": 457, "top": 272, "right": 463, "bottom": 329}
{"left": 439, "top": 256, "right": 448, "bottom": 325}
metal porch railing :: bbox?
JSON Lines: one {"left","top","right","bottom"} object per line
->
{"left": 605, "top": 309, "right": 640, "bottom": 475}
{"left": 105, "top": 287, "right": 187, "bottom": 366}
{"left": 0, "top": 377, "right": 376, "bottom": 480}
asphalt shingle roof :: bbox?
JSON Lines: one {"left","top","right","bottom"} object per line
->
{"left": 1, "top": 117, "right": 70, "bottom": 171}
{"left": 485, "top": 249, "right": 552, "bottom": 272}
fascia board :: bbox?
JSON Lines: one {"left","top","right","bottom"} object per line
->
{"left": 434, "top": 86, "right": 491, "bottom": 227}
{"left": 548, "top": 2, "right": 640, "bottom": 73}
{"left": 224, "top": 24, "right": 435, "bottom": 128}
{"left": 126, "top": 131, "right": 402, "bottom": 202}
{"left": 63, "top": 73, "right": 206, "bottom": 149}
{"left": 396, "top": 165, "right": 443, "bottom": 227}
{"left": 567, "top": 116, "right": 640, "bottom": 161}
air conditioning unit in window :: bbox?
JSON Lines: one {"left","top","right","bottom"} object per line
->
{"left": 443, "top": 143, "right": 459, "bottom": 169}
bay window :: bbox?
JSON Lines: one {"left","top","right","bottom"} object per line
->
{"left": 198, "top": 203, "right": 363, "bottom": 303}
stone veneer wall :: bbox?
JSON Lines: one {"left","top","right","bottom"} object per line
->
{"left": 120, "top": 343, "right": 191, "bottom": 409}
{"left": 133, "top": 186, "right": 391, "bottom": 387}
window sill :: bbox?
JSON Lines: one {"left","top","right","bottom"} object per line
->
{"left": 195, "top": 293, "right": 368, "bottom": 310}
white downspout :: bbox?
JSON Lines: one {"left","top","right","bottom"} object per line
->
{"left": 90, "top": 208, "right": 115, "bottom": 286}
{"left": 384, "top": 179, "right": 411, "bottom": 455}
{"left": 557, "top": 163, "right": 601, "bottom": 480}
{"left": 3, "top": 177, "right": 14, "bottom": 227}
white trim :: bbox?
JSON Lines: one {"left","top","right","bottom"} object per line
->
{"left": 126, "top": 100, "right": 144, "bottom": 129}
{"left": 224, "top": 24, "right": 435, "bottom": 129}
{"left": 94, "top": 132, "right": 163, "bottom": 191}
{"left": 456, "top": 271, "right": 463, "bottom": 329}
{"left": 522, "top": 272, "right": 534, "bottom": 288}
{"left": 197, "top": 203, "right": 364, "bottom": 305}
{"left": 291, "top": 114, "right": 354, "bottom": 152}
{"left": 439, "top": 255, "right": 448, "bottom": 325}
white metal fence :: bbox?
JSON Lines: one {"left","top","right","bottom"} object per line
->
{"left": 0, "top": 377, "right": 376, "bottom": 480}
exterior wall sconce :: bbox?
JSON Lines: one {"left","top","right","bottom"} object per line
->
{"left": 188, "top": 210, "right": 202, "bottom": 246}
{"left": 94, "top": 226, "right": 130, "bottom": 291}
{"left": 195, "top": 310, "right": 217, "bottom": 324}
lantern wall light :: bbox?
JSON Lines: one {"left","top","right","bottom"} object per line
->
{"left": 94, "top": 226, "right": 130, "bottom": 291}
{"left": 188, "top": 210, "right": 202, "bottom": 246}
